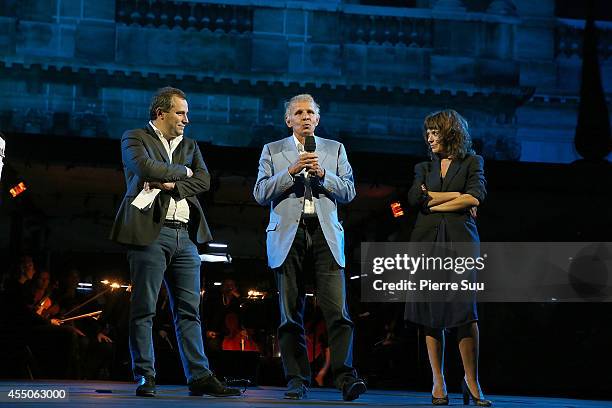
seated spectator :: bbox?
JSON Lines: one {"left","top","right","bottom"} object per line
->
{"left": 55, "top": 268, "right": 115, "bottom": 380}
{"left": 0, "top": 256, "right": 80, "bottom": 379}
{"left": 28, "top": 270, "right": 60, "bottom": 319}
{"left": 204, "top": 278, "right": 243, "bottom": 351}
{"left": 4, "top": 255, "right": 37, "bottom": 293}
{"left": 221, "top": 312, "right": 258, "bottom": 352}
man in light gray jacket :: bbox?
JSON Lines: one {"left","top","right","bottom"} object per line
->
{"left": 254, "top": 94, "right": 365, "bottom": 402}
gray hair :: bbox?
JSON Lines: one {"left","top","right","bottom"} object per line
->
{"left": 284, "top": 94, "right": 320, "bottom": 119}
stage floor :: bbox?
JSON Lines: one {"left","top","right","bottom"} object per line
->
{"left": 0, "top": 380, "right": 610, "bottom": 407}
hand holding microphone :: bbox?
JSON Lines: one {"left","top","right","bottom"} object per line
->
{"left": 304, "top": 135, "right": 324, "bottom": 179}
{"left": 307, "top": 160, "right": 324, "bottom": 179}
{"left": 288, "top": 153, "right": 318, "bottom": 176}
{"left": 288, "top": 136, "right": 324, "bottom": 178}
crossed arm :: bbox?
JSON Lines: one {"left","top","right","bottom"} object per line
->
{"left": 426, "top": 189, "right": 480, "bottom": 213}
{"left": 122, "top": 132, "right": 189, "bottom": 182}
{"left": 122, "top": 132, "right": 210, "bottom": 199}
{"left": 408, "top": 156, "right": 486, "bottom": 215}
{"left": 164, "top": 142, "right": 211, "bottom": 200}
{"left": 426, "top": 191, "right": 462, "bottom": 207}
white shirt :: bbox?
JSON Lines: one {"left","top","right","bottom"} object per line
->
{"left": 149, "top": 121, "right": 190, "bottom": 223}
{"left": 292, "top": 134, "right": 315, "bottom": 215}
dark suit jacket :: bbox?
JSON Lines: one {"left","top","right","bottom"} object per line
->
{"left": 407, "top": 154, "right": 486, "bottom": 243}
{"left": 110, "top": 124, "right": 212, "bottom": 246}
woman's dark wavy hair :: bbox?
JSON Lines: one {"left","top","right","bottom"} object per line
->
{"left": 423, "top": 109, "right": 474, "bottom": 159}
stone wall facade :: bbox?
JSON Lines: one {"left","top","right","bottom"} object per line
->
{"left": 0, "top": 0, "right": 610, "bottom": 162}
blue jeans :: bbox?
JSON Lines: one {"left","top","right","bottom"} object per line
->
{"left": 127, "top": 226, "right": 211, "bottom": 383}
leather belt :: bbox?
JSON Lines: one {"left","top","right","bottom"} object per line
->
{"left": 163, "top": 220, "right": 189, "bottom": 230}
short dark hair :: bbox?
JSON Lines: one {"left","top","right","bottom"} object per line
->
{"left": 149, "top": 87, "right": 187, "bottom": 120}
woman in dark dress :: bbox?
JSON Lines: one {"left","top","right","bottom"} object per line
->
{"left": 406, "top": 110, "right": 491, "bottom": 406}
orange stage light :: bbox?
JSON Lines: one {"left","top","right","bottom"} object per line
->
{"left": 9, "top": 182, "right": 27, "bottom": 198}
{"left": 390, "top": 201, "right": 404, "bottom": 218}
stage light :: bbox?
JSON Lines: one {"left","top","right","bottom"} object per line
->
{"left": 9, "top": 182, "right": 27, "bottom": 198}
{"left": 247, "top": 289, "right": 265, "bottom": 299}
{"left": 100, "top": 279, "right": 130, "bottom": 290}
{"left": 350, "top": 275, "right": 360, "bottom": 280}
{"left": 213, "top": 282, "right": 222, "bottom": 286}
{"left": 64, "top": 279, "right": 130, "bottom": 319}
{"left": 201, "top": 242, "right": 231, "bottom": 264}
{"left": 390, "top": 201, "right": 404, "bottom": 218}
{"left": 77, "top": 282, "right": 93, "bottom": 292}
{"left": 199, "top": 253, "right": 232, "bottom": 263}
{"left": 208, "top": 242, "right": 228, "bottom": 248}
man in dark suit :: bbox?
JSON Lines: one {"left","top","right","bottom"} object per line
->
{"left": 110, "top": 87, "right": 239, "bottom": 398}
{"left": 253, "top": 94, "right": 366, "bottom": 401}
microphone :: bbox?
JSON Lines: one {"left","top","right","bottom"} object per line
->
{"left": 304, "top": 136, "right": 317, "bottom": 182}
{"left": 304, "top": 135, "right": 316, "bottom": 153}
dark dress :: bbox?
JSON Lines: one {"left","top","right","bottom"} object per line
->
{"left": 404, "top": 154, "right": 487, "bottom": 329}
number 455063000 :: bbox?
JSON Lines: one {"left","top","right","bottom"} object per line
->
{"left": 5, "top": 389, "right": 68, "bottom": 400}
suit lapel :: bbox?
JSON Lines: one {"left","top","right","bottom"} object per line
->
{"left": 145, "top": 124, "right": 171, "bottom": 163}
{"left": 280, "top": 135, "right": 329, "bottom": 169}
{"left": 172, "top": 138, "right": 185, "bottom": 163}
{"left": 441, "top": 157, "right": 462, "bottom": 191}
{"left": 314, "top": 136, "right": 329, "bottom": 165}
{"left": 281, "top": 136, "right": 299, "bottom": 166}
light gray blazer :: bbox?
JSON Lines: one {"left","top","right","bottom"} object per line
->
{"left": 253, "top": 136, "right": 356, "bottom": 268}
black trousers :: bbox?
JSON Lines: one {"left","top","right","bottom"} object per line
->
{"left": 274, "top": 218, "right": 356, "bottom": 389}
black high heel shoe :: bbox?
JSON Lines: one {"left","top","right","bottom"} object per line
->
{"left": 462, "top": 379, "right": 492, "bottom": 407}
{"left": 431, "top": 394, "right": 449, "bottom": 405}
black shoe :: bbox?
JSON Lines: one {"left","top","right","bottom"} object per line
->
{"left": 284, "top": 380, "right": 307, "bottom": 400}
{"left": 462, "top": 379, "right": 492, "bottom": 407}
{"left": 135, "top": 376, "right": 156, "bottom": 397}
{"left": 188, "top": 374, "right": 241, "bottom": 397}
{"left": 342, "top": 377, "right": 367, "bottom": 402}
{"left": 432, "top": 394, "right": 449, "bottom": 405}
